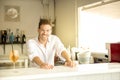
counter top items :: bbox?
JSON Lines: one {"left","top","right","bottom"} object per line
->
{"left": 0, "top": 29, "right": 26, "bottom": 44}
{"left": 0, "top": 63, "right": 120, "bottom": 80}
{"left": 0, "top": 28, "right": 26, "bottom": 54}
{"left": 71, "top": 47, "right": 94, "bottom": 64}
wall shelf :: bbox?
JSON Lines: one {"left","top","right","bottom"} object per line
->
{"left": 0, "top": 42, "right": 26, "bottom": 54}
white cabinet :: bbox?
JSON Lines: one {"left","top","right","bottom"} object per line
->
{"left": 0, "top": 63, "right": 120, "bottom": 80}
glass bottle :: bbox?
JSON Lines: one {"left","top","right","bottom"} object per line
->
{"left": 9, "top": 32, "right": 14, "bottom": 43}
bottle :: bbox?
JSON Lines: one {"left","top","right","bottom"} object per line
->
{"left": 15, "top": 28, "right": 20, "bottom": 43}
{"left": 0, "top": 30, "right": 1, "bottom": 43}
{"left": 16, "top": 35, "right": 20, "bottom": 43}
{"left": 9, "top": 32, "right": 14, "bottom": 43}
{"left": 7, "top": 28, "right": 11, "bottom": 43}
{"left": 21, "top": 30, "right": 26, "bottom": 43}
{"left": 1, "top": 30, "right": 5, "bottom": 43}
{"left": 22, "top": 34, "right": 26, "bottom": 43}
{"left": 4, "top": 30, "right": 7, "bottom": 43}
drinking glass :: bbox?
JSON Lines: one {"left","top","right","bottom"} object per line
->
{"left": 9, "top": 50, "right": 19, "bottom": 70}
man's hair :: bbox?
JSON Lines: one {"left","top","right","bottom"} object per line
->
{"left": 38, "top": 19, "right": 51, "bottom": 29}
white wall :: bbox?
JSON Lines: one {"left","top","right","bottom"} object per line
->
{"left": 0, "top": 0, "right": 108, "bottom": 55}
{"left": 0, "top": 0, "right": 54, "bottom": 39}
{"left": 0, "top": 0, "right": 42, "bottom": 38}
{"left": 78, "top": 1, "right": 120, "bottom": 58}
{"left": 54, "top": 0, "right": 102, "bottom": 47}
{"left": 0, "top": 0, "right": 54, "bottom": 55}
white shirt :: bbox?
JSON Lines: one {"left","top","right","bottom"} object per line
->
{"left": 27, "top": 35, "right": 66, "bottom": 67}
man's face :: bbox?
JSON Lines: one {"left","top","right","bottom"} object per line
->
{"left": 38, "top": 24, "right": 52, "bottom": 40}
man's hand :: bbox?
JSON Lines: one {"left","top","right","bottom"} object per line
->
{"left": 61, "top": 51, "right": 77, "bottom": 67}
{"left": 40, "top": 63, "right": 54, "bottom": 69}
{"left": 33, "top": 56, "right": 54, "bottom": 69}
{"left": 64, "top": 60, "right": 77, "bottom": 67}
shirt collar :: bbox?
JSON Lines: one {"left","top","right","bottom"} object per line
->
{"left": 36, "top": 35, "right": 51, "bottom": 43}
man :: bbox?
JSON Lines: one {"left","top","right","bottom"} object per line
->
{"left": 27, "top": 19, "right": 76, "bottom": 69}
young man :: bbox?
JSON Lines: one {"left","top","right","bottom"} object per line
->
{"left": 27, "top": 19, "right": 76, "bottom": 69}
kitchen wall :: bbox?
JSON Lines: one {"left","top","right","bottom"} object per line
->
{"left": 55, "top": 0, "right": 119, "bottom": 59}
{"left": 0, "top": 0, "right": 105, "bottom": 55}
{"left": 0, "top": 0, "right": 54, "bottom": 55}
{"left": 55, "top": 0, "right": 101, "bottom": 47}
{"left": 55, "top": 0, "right": 77, "bottom": 48}
{"left": 0, "top": 0, "right": 41, "bottom": 38}
{"left": 0, "top": 0, "right": 54, "bottom": 39}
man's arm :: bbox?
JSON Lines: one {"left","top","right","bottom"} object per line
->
{"left": 33, "top": 56, "right": 54, "bottom": 69}
{"left": 61, "top": 51, "right": 71, "bottom": 62}
{"left": 61, "top": 51, "right": 76, "bottom": 67}
{"left": 32, "top": 56, "right": 44, "bottom": 66}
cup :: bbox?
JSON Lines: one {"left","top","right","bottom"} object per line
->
{"left": 79, "top": 56, "right": 90, "bottom": 64}
{"left": 78, "top": 51, "right": 91, "bottom": 64}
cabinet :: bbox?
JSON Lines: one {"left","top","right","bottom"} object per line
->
{"left": 0, "top": 55, "right": 28, "bottom": 68}
{"left": 0, "top": 63, "right": 120, "bottom": 80}
{"left": 0, "top": 42, "right": 26, "bottom": 54}
{"left": 106, "top": 43, "right": 120, "bottom": 63}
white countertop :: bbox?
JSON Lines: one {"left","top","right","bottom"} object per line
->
{"left": 0, "top": 63, "right": 120, "bottom": 80}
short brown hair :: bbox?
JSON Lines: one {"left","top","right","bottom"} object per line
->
{"left": 38, "top": 19, "right": 51, "bottom": 29}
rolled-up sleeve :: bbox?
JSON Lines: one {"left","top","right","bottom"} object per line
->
{"left": 27, "top": 40, "right": 39, "bottom": 61}
{"left": 55, "top": 36, "right": 67, "bottom": 61}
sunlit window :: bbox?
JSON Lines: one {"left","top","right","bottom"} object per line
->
{"left": 78, "top": 1, "right": 120, "bottom": 53}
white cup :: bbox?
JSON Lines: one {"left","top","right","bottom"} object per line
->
{"left": 79, "top": 56, "right": 90, "bottom": 64}
{"left": 78, "top": 51, "right": 91, "bottom": 64}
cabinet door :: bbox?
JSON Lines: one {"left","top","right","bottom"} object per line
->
{"left": 110, "top": 43, "right": 120, "bottom": 62}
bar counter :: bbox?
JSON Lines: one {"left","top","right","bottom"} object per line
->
{"left": 0, "top": 63, "right": 120, "bottom": 80}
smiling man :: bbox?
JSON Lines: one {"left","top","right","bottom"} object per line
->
{"left": 27, "top": 19, "right": 76, "bottom": 69}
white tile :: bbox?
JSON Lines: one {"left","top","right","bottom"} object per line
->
{"left": 103, "top": 73, "right": 111, "bottom": 80}
{"left": 111, "top": 73, "right": 120, "bottom": 80}
{"left": 87, "top": 74, "right": 103, "bottom": 80}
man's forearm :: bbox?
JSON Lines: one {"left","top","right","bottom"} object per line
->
{"left": 61, "top": 51, "right": 71, "bottom": 62}
{"left": 32, "top": 56, "right": 44, "bottom": 66}
{"left": 61, "top": 51, "right": 76, "bottom": 67}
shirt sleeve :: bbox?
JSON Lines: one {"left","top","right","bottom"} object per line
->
{"left": 26, "top": 39, "right": 39, "bottom": 61}
{"left": 55, "top": 36, "right": 67, "bottom": 61}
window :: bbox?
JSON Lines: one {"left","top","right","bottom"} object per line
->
{"left": 78, "top": 1, "right": 120, "bottom": 53}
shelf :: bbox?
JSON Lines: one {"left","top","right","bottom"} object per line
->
{"left": 0, "top": 42, "right": 26, "bottom": 44}
{"left": 0, "top": 42, "right": 26, "bottom": 54}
